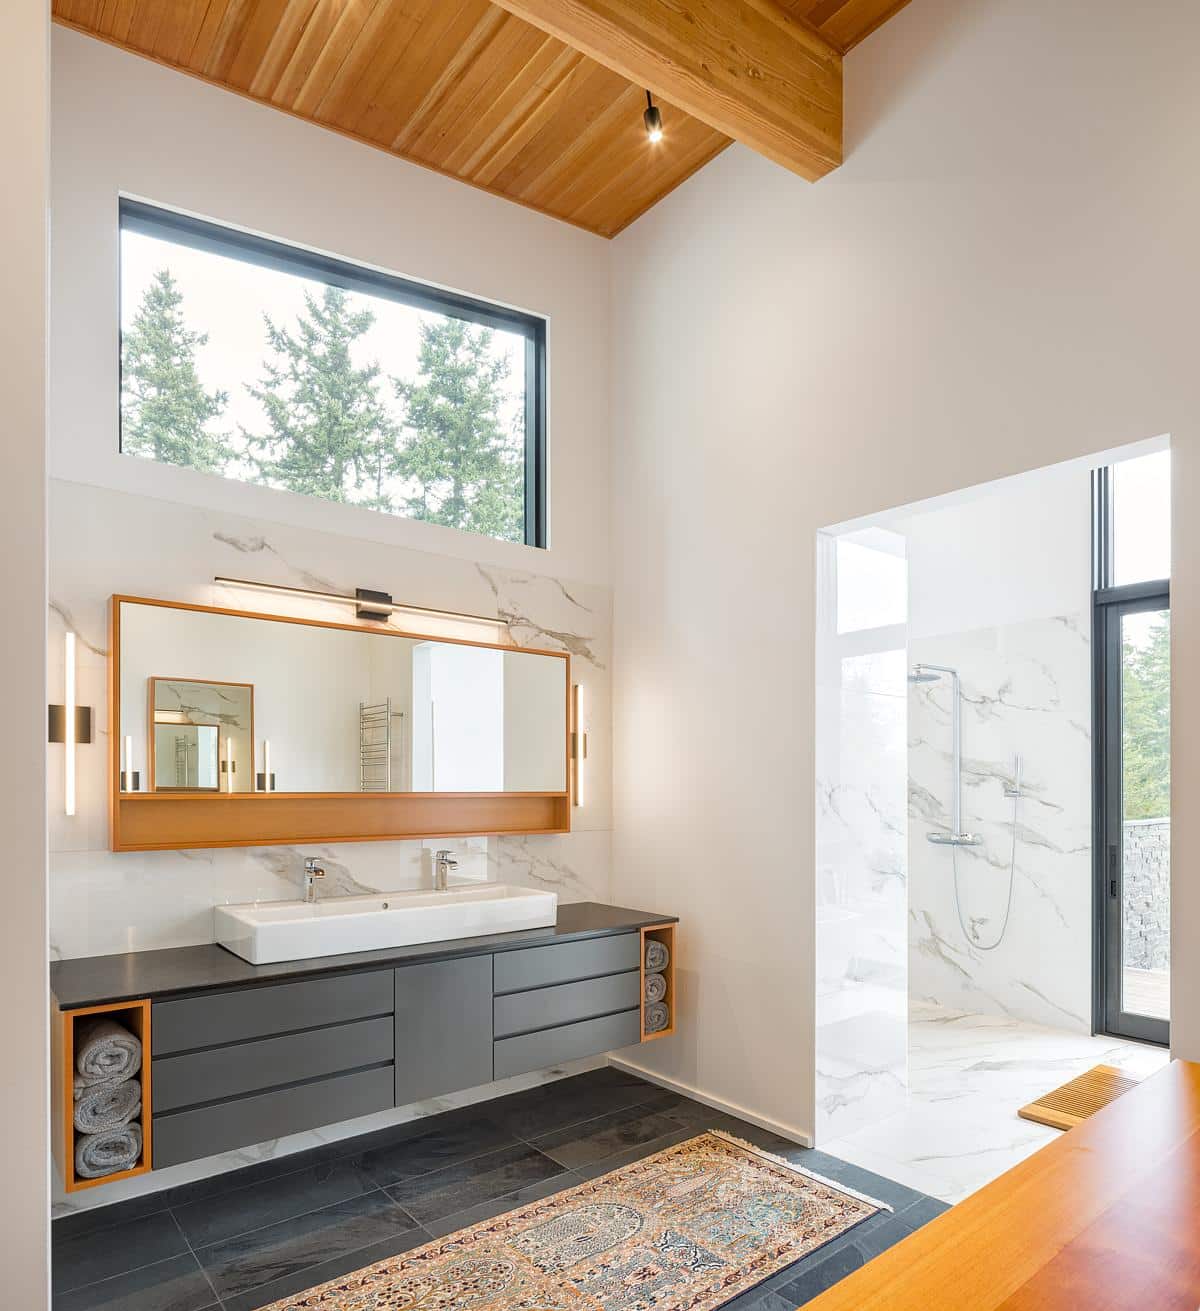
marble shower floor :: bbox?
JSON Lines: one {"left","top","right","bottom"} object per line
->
{"left": 820, "top": 1003, "right": 1171, "bottom": 1204}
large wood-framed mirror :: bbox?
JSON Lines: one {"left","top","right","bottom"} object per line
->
{"left": 109, "top": 596, "right": 571, "bottom": 851}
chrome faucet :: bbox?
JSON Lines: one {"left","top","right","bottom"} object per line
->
{"left": 304, "top": 857, "right": 326, "bottom": 904}
{"left": 434, "top": 849, "right": 458, "bottom": 891}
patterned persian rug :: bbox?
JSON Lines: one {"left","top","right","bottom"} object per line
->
{"left": 264, "top": 1130, "right": 888, "bottom": 1311}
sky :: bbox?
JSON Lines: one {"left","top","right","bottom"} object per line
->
{"left": 120, "top": 228, "right": 527, "bottom": 492}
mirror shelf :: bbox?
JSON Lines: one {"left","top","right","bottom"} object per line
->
{"left": 109, "top": 596, "right": 573, "bottom": 853}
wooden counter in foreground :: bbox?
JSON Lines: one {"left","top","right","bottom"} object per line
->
{"left": 807, "top": 1059, "right": 1200, "bottom": 1311}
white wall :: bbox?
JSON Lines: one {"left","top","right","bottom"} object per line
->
{"left": 50, "top": 26, "right": 611, "bottom": 587}
{"left": 1, "top": 0, "right": 50, "bottom": 1302}
{"left": 47, "top": 24, "right": 614, "bottom": 1213}
{"left": 610, "top": 0, "right": 1200, "bottom": 1142}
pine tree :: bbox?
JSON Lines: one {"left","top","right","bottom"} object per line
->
{"left": 121, "top": 270, "right": 230, "bottom": 471}
{"left": 395, "top": 318, "right": 524, "bottom": 542}
{"left": 1122, "top": 612, "right": 1171, "bottom": 820}
{"left": 244, "top": 286, "right": 396, "bottom": 506}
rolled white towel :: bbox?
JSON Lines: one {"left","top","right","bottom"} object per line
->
{"left": 75, "top": 1122, "right": 143, "bottom": 1180}
{"left": 74, "top": 1017, "right": 141, "bottom": 1089}
{"left": 73, "top": 1078, "right": 141, "bottom": 1135}
{"left": 644, "top": 972, "right": 667, "bottom": 1005}
{"left": 644, "top": 940, "right": 670, "bottom": 973}
{"left": 644, "top": 1001, "right": 670, "bottom": 1034}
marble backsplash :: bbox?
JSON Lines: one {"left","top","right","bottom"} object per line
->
{"left": 908, "top": 614, "right": 1092, "bottom": 1031}
{"left": 48, "top": 477, "right": 613, "bottom": 962}
{"left": 48, "top": 477, "right": 615, "bottom": 1211}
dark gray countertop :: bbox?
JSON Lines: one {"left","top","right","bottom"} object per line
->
{"left": 50, "top": 901, "right": 677, "bottom": 1009}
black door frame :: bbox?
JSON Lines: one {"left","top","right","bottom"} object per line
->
{"left": 1091, "top": 467, "right": 1170, "bottom": 1045}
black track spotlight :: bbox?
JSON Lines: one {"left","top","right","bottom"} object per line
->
{"left": 643, "top": 90, "right": 663, "bottom": 144}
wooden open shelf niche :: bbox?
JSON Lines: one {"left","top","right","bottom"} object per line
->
{"left": 640, "top": 923, "right": 677, "bottom": 1042}
{"left": 52, "top": 997, "right": 153, "bottom": 1193}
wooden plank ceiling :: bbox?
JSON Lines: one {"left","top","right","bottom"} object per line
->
{"left": 52, "top": 0, "right": 909, "bottom": 238}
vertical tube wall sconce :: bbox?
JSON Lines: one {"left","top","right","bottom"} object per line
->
{"left": 64, "top": 632, "right": 76, "bottom": 816}
{"left": 49, "top": 631, "right": 93, "bottom": 814}
{"left": 223, "top": 736, "right": 235, "bottom": 792}
{"left": 256, "top": 739, "right": 276, "bottom": 792}
{"left": 572, "top": 683, "right": 587, "bottom": 807}
{"left": 121, "top": 734, "right": 140, "bottom": 793}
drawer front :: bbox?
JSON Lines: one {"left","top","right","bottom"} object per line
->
{"left": 153, "top": 1066, "right": 394, "bottom": 1169}
{"left": 153, "top": 1015, "right": 394, "bottom": 1113}
{"left": 493, "top": 1008, "right": 641, "bottom": 1080}
{"left": 152, "top": 970, "right": 394, "bottom": 1055}
{"left": 494, "top": 970, "right": 641, "bottom": 1039}
{"left": 493, "top": 934, "right": 640, "bottom": 995}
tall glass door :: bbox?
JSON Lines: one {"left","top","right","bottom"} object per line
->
{"left": 1097, "top": 595, "right": 1170, "bottom": 1044}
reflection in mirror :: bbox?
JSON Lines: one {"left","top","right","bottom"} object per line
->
{"left": 119, "top": 602, "right": 568, "bottom": 795}
{"left": 150, "top": 678, "right": 254, "bottom": 792}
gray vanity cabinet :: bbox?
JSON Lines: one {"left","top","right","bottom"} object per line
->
{"left": 394, "top": 955, "right": 493, "bottom": 1105}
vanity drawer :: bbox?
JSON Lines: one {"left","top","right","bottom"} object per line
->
{"left": 493, "top": 933, "right": 640, "bottom": 994}
{"left": 494, "top": 970, "right": 641, "bottom": 1039}
{"left": 153, "top": 1065, "right": 394, "bottom": 1169}
{"left": 152, "top": 970, "right": 394, "bottom": 1055}
{"left": 493, "top": 1008, "right": 641, "bottom": 1080}
{"left": 153, "top": 1015, "right": 394, "bottom": 1113}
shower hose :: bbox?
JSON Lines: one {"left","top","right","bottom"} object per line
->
{"left": 952, "top": 755, "right": 1020, "bottom": 951}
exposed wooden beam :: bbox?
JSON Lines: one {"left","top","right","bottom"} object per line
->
{"left": 487, "top": 0, "right": 842, "bottom": 180}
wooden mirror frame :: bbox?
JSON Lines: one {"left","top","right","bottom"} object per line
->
{"left": 109, "top": 595, "right": 572, "bottom": 852}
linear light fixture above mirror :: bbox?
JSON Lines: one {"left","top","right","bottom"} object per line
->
{"left": 213, "top": 576, "right": 501, "bottom": 628}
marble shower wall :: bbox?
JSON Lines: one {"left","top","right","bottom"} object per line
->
{"left": 814, "top": 531, "right": 909, "bottom": 1143}
{"left": 48, "top": 477, "right": 613, "bottom": 960}
{"left": 908, "top": 614, "right": 1092, "bottom": 1031}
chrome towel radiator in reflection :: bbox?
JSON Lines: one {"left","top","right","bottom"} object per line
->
{"left": 359, "top": 699, "right": 401, "bottom": 791}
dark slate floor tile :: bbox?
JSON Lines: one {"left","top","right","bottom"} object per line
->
{"left": 773, "top": 1236, "right": 870, "bottom": 1306}
{"left": 487, "top": 1067, "right": 663, "bottom": 1139}
{"left": 356, "top": 1111, "right": 518, "bottom": 1187}
{"left": 52, "top": 1252, "right": 218, "bottom": 1311}
{"left": 531, "top": 1102, "right": 685, "bottom": 1169}
{"left": 53, "top": 1210, "right": 190, "bottom": 1294}
{"left": 219, "top": 1225, "right": 430, "bottom": 1311}
{"left": 52, "top": 1192, "right": 172, "bottom": 1244}
{"left": 572, "top": 1124, "right": 699, "bottom": 1178}
{"left": 384, "top": 1143, "right": 566, "bottom": 1226}
{"left": 172, "top": 1159, "right": 380, "bottom": 1249}
{"left": 852, "top": 1211, "right": 927, "bottom": 1260}
{"left": 895, "top": 1194, "right": 953, "bottom": 1229}
{"left": 790, "top": 1151, "right": 927, "bottom": 1214}
{"left": 195, "top": 1191, "right": 418, "bottom": 1301}
{"left": 422, "top": 1168, "right": 584, "bottom": 1238}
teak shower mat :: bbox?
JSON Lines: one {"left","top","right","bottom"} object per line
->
{"left": 261, "top": 1130, "right": 887, "bottom": 1311}
{"left": 1018, "top": 1063, "right": 1142, "bottom": 1131}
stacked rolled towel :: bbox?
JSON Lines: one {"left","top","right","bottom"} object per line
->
{"left": 72, "top": 1017, "right": 143, "bottom": 1177}
{"left": 644, "top": 938, "right": 670, "bottom": 973}
{"left": 644, "top": 939, "right": 671, "bottom": 1032}
{"left": 76, "top": 1123, "right": 143, "bottom": 1180}
{"left": 644, "top": 1002, "right": 670, "bottom": 1034}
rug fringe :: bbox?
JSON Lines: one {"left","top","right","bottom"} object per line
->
{"left": 708, "top": 1129, "right": 893, "bottom": 1213}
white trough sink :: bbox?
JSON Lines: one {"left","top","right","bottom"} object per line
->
{"left": 215, "top": 883, "right": 559, "bottom": 965}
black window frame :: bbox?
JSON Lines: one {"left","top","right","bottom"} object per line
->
{"left": 1091, "top": 464, "right": 1170, "bottom": 1046}
{"left": 119, "top": 198, "right": 548, "bottom": 549}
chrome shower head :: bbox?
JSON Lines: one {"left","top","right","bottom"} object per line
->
{"left": 908, "top": 665, "right": 942, "bottom": 684}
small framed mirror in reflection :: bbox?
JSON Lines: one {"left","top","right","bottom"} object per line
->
{"left": 149, "top": 677, "right": 254, "bottom": 794}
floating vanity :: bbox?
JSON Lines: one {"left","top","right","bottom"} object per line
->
{"left": 50, "top": 902, "right": 677, "bottom": 1191}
